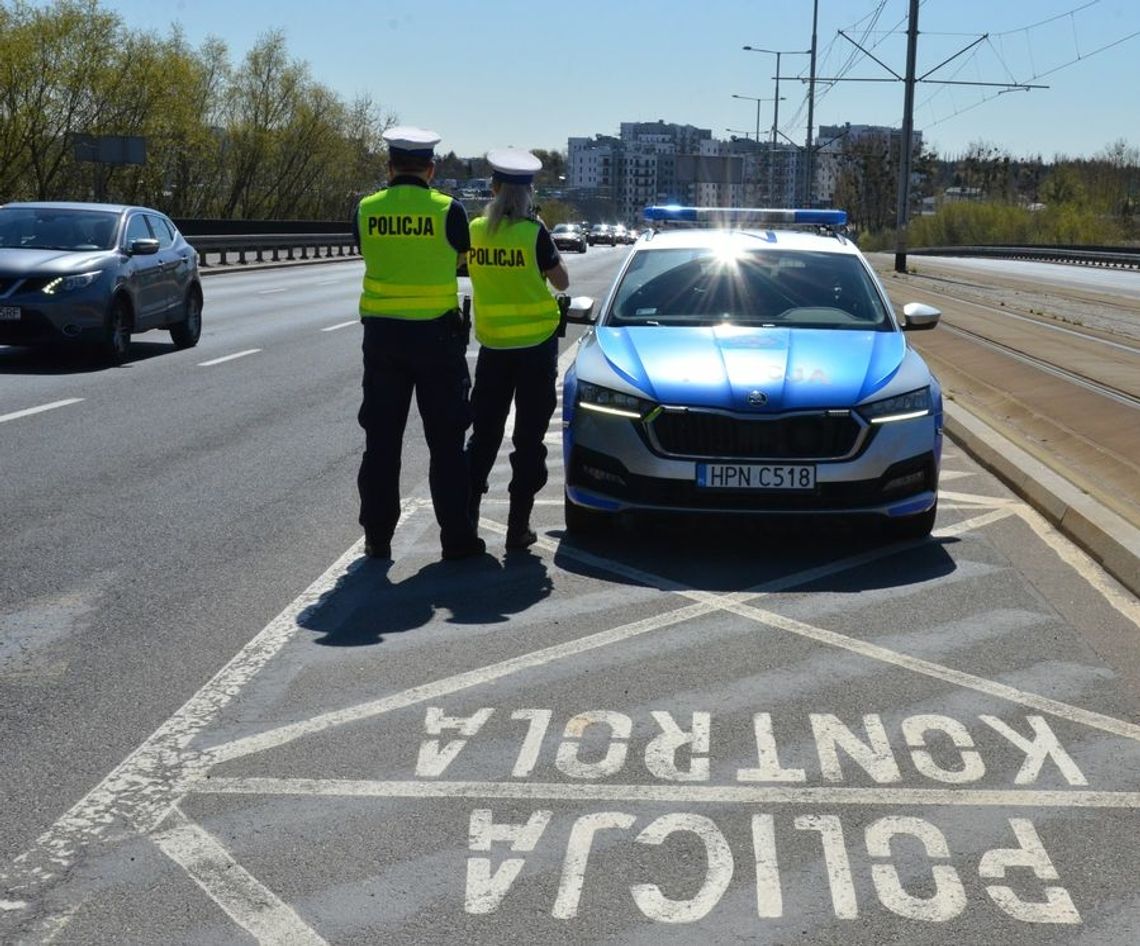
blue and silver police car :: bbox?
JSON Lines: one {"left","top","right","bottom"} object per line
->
{"left": 561, "top": 206, "right": 944, "bottom": 539}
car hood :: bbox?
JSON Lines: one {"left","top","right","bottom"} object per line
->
{"left": 0, "top": 247, "right": 112, "bottom": 273}
{"left": 590, "top": 325, "right": 907, "bottom": 410}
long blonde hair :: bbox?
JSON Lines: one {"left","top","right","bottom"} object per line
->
{"left": 483, "top": 182, "right": 533, "bottom": 235}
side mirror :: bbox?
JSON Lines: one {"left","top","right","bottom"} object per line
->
{"left": 129, "top": 238, "right": 160, "bottom": 256}
{"left": 901, "top": 301, "right": 940, "bottom": 331}
{"left": 564, "top": 295, "right": 596, "bottom": 324}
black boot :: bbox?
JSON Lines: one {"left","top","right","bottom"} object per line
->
{"left": 505, "top": 495, "right": 537, "bottom": 550}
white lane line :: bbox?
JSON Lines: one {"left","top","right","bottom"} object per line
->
{"left": 938, "top": 489, "right": 1020, "bottom": 506}
{"left": 152, "top": 807, "right": 327, "bottom": 945}
{"left": 193, "top": 777, "right": 1140, "bottom": 811}
{"left": 1013, "top": 503, "right": 1140, "bottom": 626}
{"left": 198, "top": 349, "right": 261, "bottom": 367}
{"left": 320, "top": 321, "right": 358, "bottom": 332}
{"left": 0, "top": 398, "right": 83, "bottom": 425}
{"left": 257, "top": 288, "right": 288, "bottom": 295}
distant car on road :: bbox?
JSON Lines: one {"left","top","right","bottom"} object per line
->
{"left": 588, "top": 224, "right": 614, "bottom": 246}
{"left": 562, "top": 205, "right": 944, "bottom": 540}
{"left": 0, "top": 201, "right": 203, "bottom": 364}
{"left": 551, "top": 222, "right": 588, "bottom": 253}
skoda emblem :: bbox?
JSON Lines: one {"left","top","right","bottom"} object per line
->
{"left": 747, "top": 390, "right": 768, "bottom": 406}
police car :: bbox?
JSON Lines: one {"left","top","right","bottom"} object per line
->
{"left": 561, "top": 206, "right": 944, "bottom": 539}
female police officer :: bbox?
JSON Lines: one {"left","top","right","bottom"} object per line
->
{"left": 355, "top": 126, "right": 484, "bottom": 561}
{"left": 465, "top": 149, "right": 569, "bottom": 550}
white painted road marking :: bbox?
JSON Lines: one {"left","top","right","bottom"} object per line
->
{"left": 320, "top": 320, "right": 358, "bottom": 332}
{"left": 6, "top": 383, "right": 1138, "bottom": 935}
{"left": 520, "top": 515, "right": 1140, "bottom": 744}
{"left": 153, "top": 807, "right": 327, "bottom": 944}
{"left": 0, "top": 398, "right": 83, "bottom": 425}
{"left": 203, "top": 505, "right": 1140, "bottom": 769}
{"left": 197, "top": 349, "right": 261, "bottom": 367}
{"left": 257, "top": 288, "right": 288, "bottom": 294}
{"left": 189, "top": 776, "right": 1140, "bottom": 810}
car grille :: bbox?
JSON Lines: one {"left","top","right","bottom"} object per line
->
{"left": 650, "top": 409, "right": 864, "bottom": 460}
{"left": 569, "top": 447, "right": 936, "bottom": 511}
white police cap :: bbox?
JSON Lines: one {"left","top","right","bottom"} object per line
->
{"left": 382, "top": 125, "right": 441, "bottom": 158}
{"left": 488, "top": 148, "right": 542, "bottom": 185}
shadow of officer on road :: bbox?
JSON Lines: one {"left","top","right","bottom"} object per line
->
{"left": 301, "top": 550, "right": 553, "bottom": 647}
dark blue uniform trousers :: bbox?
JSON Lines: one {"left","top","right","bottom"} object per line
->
{"left": 357, "top": 313, "right": 476, "bottom": 552}
{"left": 466, "top": 334, "right": 559, "bottom": 525}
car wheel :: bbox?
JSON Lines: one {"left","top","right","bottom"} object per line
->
{"left": 883, "top": 501, "right": 936, "bottom": 541}
{"left": 170, "top": 288, "right": 203, "bottom": 349}
{"left": 99, "top": 297, "right": 131, "bottom": 366}
{"left": 564, "top": 491, "right": 612, "bottom": 535}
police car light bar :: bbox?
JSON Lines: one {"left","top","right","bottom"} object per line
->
{"left": 643, "top": 206, "right": 847, "bottom": 228}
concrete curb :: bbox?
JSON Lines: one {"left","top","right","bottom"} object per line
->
{"left": 943, "top": 399, "right": 1140, "bottom": 599}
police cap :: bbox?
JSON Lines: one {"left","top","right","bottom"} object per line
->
{"left": 383, "top": 125, "right": 441, "bottom": 159}
{"left": 488, "top": 148, "right": 542, "bottom": 185}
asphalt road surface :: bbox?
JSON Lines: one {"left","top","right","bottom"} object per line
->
{"left": 2, "top": 245, "right": 1139, "bottom": 944}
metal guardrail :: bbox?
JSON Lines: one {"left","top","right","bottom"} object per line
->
{"left": 909, "top": 244, "right": 1140, "bottom": 270}
{"left": 186, "top": 231, "right": 1140, "bottom": 273}
{"left": 188, "top": 233, "right": 358, "bottom": 268}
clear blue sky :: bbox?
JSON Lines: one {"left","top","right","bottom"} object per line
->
{"left": 95, "top": 0, "right": 1139, "bottom": 160}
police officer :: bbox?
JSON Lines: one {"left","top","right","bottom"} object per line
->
{"left": 354, "top": 126, "right": 485, "bottom": 561}
{"left": 465, "top": 149, "right": 569, "bottom": 550}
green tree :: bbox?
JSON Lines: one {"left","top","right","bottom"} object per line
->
{"left": 0, "top": 0, "right": 124, "bottom": 199}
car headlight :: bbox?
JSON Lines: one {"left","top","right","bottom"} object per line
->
{"left": 858, "top": 387, "right": 932, "bottom": 424}
{"left": 42, "top": 271, "right": 103, "bottom": 295}
{"left": 577, "top": 381, "right": 655, "bottom": 419}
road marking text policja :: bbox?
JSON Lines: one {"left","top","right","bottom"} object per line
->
{"left": 416, "top": 707, "right": 1088, "bottom": 925}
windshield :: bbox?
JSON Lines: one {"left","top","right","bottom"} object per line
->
{"left": 552, "top": 224, "right": 577, "bottom": 233}
{"left": 608, "top": 247, "right": 891, "bottom": 330}
{"left": 0, "top": 208, "right": 119, "bottom": 251}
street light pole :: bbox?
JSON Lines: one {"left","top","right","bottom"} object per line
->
{"left": 732, "top": 94, "right": 783, "bottom": 205}
{"left": 743, "top": 45, "right": 810, "bottom": 207}
{"left": 729, "top": 95, "right": 766, "bottom": 150}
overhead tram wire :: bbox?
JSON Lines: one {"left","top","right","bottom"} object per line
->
{"left": 918, "top": 9, "right": 1140, "bottom": 132}
{"left": 913, "top": 0, "right": 1137, "bottom": 125}
{"left": 922, "top": 27, "right": 1140, "bottom": 130}
{"left": 771, "top": 0, "right": 891, "bottom": 193}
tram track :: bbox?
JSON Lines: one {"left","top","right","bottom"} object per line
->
{"left": 939, "top": 321, "right": 1140, "bottom": 410}
{"left": 873, "top": 259, "right": 1140, "bottom": 531}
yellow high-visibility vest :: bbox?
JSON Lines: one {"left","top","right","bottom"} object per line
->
{"left": 358, "top": 186, "right": 458, "bottom": 319}
{"left": 468, "top": 216, "right": 559, "bottom": 349}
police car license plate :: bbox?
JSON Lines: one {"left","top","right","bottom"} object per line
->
{"left": 697, "top": 463, "right": 816, "bottom": 490}
{"left": 0, "top": 306, "right": 19, "bottom": 321}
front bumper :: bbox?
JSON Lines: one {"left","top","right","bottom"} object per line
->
{"left": 0, "top": 295, "right": 107, "bottom": 346}
{"left": 564, "top": 406, "right": 942, "bottom": 520}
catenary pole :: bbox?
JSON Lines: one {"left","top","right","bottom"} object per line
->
{"left": 894, "top": 0, "right": 920, "bottom": 272}
{"left": 804, "top": 0, "right": 819, "bottom": 207}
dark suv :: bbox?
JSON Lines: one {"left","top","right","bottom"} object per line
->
{"left": 0, "top": 201, "right": 203, "bottom": 364}
{"left": 588, "top": 224, "right": 614, "bottom": 246}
